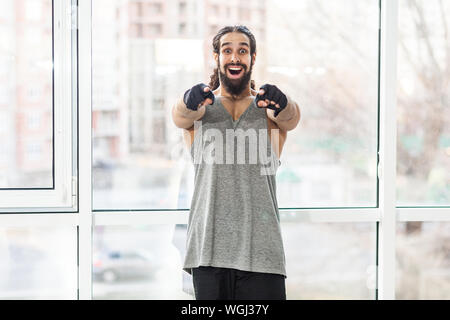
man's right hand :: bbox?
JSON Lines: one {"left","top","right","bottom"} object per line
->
{"left": 183, "top": 83, "right": 215, "bottom": 111}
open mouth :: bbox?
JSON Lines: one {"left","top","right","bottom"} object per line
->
{"left": 227, "top": 66, "right": 244, "bottom": 79}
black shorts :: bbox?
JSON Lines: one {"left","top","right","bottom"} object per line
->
{"left": 191, "top": 266, "right": 286, "bottom": 300}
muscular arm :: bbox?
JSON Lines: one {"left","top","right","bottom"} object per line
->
{"left": 266, "top": 95, "right": 301, "bottom": 131}
{"left": 171, "top": 98, "right": 206, "bottom": 129}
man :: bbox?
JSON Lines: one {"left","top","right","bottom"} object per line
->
{"left": 171, "top": 25, "right": 301, "bottom": 300}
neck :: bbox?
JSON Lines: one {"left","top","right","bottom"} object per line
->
{"left": 218, "top": 83, "right": 252, "bottom": 101}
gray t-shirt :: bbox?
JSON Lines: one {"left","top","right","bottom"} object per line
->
{"left": 182, "top": 96, "right": 286, "bottom": 278}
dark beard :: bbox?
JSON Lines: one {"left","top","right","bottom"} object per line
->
{"left": 219, "top": 61, "right": 253, "bottom": 97}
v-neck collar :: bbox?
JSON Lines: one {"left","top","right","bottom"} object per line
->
{"left": 217, "top": 96, "right": 255, "bottom": 125}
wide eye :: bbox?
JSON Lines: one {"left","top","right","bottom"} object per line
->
{"left": 240, "top": 49, "right": 247, "bottom": 54}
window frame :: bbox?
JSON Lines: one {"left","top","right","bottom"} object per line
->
{"left": 0, "top": 0, "right": 76, "bottom": 211}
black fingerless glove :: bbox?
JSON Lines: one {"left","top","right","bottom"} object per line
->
{"left": 183, "top": 83, "right": 215, "bottom": 111}
{"left": 255, "top": 84, "right": 288, "bottom": 117}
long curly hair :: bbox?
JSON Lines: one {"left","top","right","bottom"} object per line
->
{"left": 208, "top": 25, "right": 256, "bottom": 91}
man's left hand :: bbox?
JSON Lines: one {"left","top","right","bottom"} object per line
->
{"left": 255, "top": 84, "right": 288, "bottom": 117}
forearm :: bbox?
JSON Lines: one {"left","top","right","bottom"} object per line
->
{"left": 172, "top": 98, "right": 206, "bottom": 129}
{"left": 267, "top": 95, "right": 301, "bottom": 131}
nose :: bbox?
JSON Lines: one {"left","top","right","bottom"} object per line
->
{"left": 231, "top": 53, "right": 240, "bottom": 64}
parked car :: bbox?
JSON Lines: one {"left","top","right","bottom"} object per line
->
{"left": 93, "top": 249, "right": 157, "bottom": 283}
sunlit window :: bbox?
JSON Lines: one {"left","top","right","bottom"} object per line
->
{"left": 397, "top": 0, "right": 450, "bottom": 206}
{"left": 283, "top": 222, "right": 376, "bottom": 299}
{"left": 93, "top": 225, "right": 192, "bottom": 299}
{"left": 92, "top": 0, "right": 379, "bottom": 210}
{"left": 0, "top": 0, "right": 53, "bottom": 188}
{"left": 0, "top": 227, "right": 77, "bottom": 299}
{"left": 396, "top": 222, "right": 450, "bottom": 299}
{"left": 0, "top": 0, "right": 437, "bottom": 302}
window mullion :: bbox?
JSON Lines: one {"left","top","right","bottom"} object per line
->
{"left": 78, "top": 0, "right": 93, "bottom": 300}
{"left": 378, "top": 0, "right": 399, "bottom": 300}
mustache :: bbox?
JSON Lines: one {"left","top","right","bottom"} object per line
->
{"left": 225, "top": 63, "right": 246, "bottom": 70}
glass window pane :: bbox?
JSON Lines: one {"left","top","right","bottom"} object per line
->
{"left": 0, "top": 0, "right": 53, "bottom": 188}
{"left": 92, "top": 0, "right": 379, "bottom": 210}
{"left": 0, "top": 227, "right": 78, "bottom": 299}
{"left": 269, "top": 1, "right": 379, "bottom": 207}
{"left": 93, "top": 223, "right": 376, "bottom": 300}
{"left": 396, "top": 221, "right": 450, "bottom": 299}
{"left": 93, "top": 225, "right": 193, "bottom": 299}
{"left": 397, "top": 0, "right": 450, "bottom": 205}
{"left": 283, "top": 222, "right": 376, "bottom": 299}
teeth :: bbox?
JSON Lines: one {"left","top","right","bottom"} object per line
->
{"left": 229, "top": 67, "right": 242, "bottom": 70}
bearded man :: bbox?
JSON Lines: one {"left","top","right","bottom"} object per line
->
{"left": 172, "top": 25, "right": 301, "bottom": 300}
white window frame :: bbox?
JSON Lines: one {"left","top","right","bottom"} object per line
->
{"left": 0, "top": 0, "right": 75, "bottom": 211}
{"left": 1, "top": 0, "right": 449, "bottom": 300}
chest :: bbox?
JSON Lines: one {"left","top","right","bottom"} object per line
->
{"left": 220, "top": 97, "right": 254, "bottom": 121}
{"left": 183, "top": 102, "right": 285, "bottom": 159}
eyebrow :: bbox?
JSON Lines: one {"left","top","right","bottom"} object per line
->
{"left": 221, "top": 42, "right": 249, "bottom": 48}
